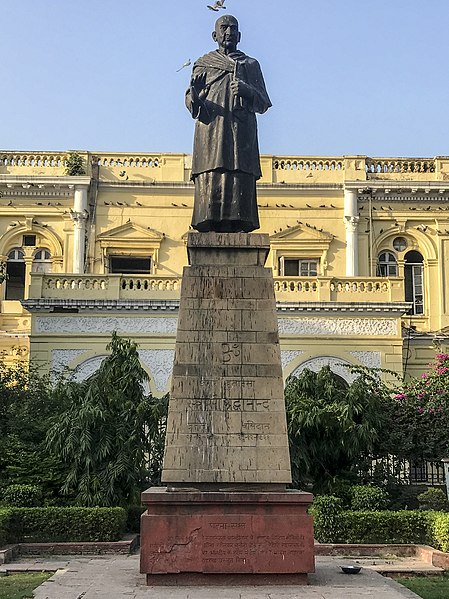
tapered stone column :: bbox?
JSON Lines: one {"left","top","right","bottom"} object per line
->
{"left": 162, "top": 232, "right": 291, "bottom": 487}
{"left": 140, "top": 232, "right": 314, "bottom": 584}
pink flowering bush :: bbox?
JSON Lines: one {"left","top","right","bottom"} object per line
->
{"left": 388, "top": 353, "right": 449, "bottom": 461}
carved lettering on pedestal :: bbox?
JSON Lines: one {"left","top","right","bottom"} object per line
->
{"left": 187, "top": 398, "right": 269, "bottom": 412}
{"left": 221, "top": 343, "right": 241, "bottom": 363}
{"left": 242, "top": 421, "right": 271, "bottom": 432}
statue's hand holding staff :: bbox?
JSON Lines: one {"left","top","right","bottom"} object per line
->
{"left": 191, "top": 72, "right": 209, "bottom": 102}
{"left": 230, "top": 78, "right": 252, "bottom": 99}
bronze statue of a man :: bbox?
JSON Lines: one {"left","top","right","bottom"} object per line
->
{"left": 186, "top": 15, "right": 271, "bottom": 233}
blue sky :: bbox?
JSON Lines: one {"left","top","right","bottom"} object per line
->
{"left": 2, "top": 0, "right": 449, "bottom": 157}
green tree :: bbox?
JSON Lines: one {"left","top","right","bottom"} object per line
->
{"left": 64, "top": 152, "right": 86, "bottom": 175}
{"left": 46, "top": 333, "right": 167, "bottom": 506}
{"left": 285, "top": 366, "right": 390, "bottom": 492}
{"left": 0, "top": 361, "right": 68, "bottom": 502}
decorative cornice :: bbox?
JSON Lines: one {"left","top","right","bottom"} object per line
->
{"left": 277, "top": 301, "right": 411, "bottom": 314}
{"left": 22, "top": 298, "right": 411, "bottom": 316}
{"left": 22, "top": 298, "right": 180, "bottom": 313}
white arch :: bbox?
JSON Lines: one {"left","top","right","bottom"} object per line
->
{"left": 73, "top": 354, "right": 152, "bottom": 395}
{"left": 73, "top": 355, "right": 107, "bottom": 382}
{"left": 291, "top": 356, "right": 356, "bottom": 384}
{"left": 0, "top": 224, "right": 63, "bottom": 257}
{"left": 376, "top": 228, "right": 436, "bottom": 261}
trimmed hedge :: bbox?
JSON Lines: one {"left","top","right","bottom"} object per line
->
{"left": 311, "top": 496, "right": 431, "bottom": 546}
{"left": 428, "top": 512, "right": 449, "bottom": 552}
{"left": 309, "top": 495, "right": 343, "bottom": 543}
{"left": 337, "top": 510, "right": 429, "bottom": 544}
{"left": 350, "top": 485, "right": 389, "bottom": 511}
{"left": 1, "top": 507, "right": 126, "bottom": 545}
{"left": 0, "top": 508, "right": 12, "bottom": 547}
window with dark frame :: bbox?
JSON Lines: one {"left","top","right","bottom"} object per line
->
{"left": 109, "top": 255, "right": 152, "bottom": 274}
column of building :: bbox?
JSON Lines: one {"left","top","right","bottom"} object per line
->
{"left": 71, "top": 185, "right": 89, "bottom": 274}
{"left": 344, "top": 188, "right": 359, "bottom": 276}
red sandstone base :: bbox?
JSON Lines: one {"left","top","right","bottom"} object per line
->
{"left": 140, "top": 488, "right": 315, "bottom": 585}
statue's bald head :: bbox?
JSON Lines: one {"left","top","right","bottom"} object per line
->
{"left": 215, "top": 14, "right": 239, "bottom": 30}
{"left": 212, "top": 14, "right": 241, "bottom": 52}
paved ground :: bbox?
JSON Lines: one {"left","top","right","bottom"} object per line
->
{"left": 0, "top": 554, "right": 427, "bottom": 598}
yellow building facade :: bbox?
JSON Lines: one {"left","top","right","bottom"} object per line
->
{"left": 0, "top": 150, "right": 448, "bottom": 393}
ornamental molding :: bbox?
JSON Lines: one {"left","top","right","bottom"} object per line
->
{"left": 278, "top": 317, "right": 398, "bottom": 337}
{"left": 97, "top": 221, "right": 164, "bottom": 243}
{"left": 281, "top": 350, "right": 304, "bottom": 370}
{"left": 23, "top": 299, "right": 179, "bottom": 313}
{"left": 349, "top": 350, "right": 382, "bottom": 369}
{"left": 36, "top": 315, "right": 179, "bottom": 335}
{"left": 276, "top": 302, "right": 410, "bottom": 315}
{"left": 139, "top": 349, "right": 175, "bottom": 392}
{"left": 291, "top": 356, "right": 356, "bottom": 384}
{"left": 344, "top": 216, "right": 359, "bottom": 233}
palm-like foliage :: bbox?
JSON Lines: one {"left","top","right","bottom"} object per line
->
{"left": 285, "top": 366, "right": 389, "bottom": 492}
{"left": 46, "top": 333, "right": 167, "bottom": 506}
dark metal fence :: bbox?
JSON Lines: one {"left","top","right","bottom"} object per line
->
{"left": 359, "top": 455, "right": 445, "bottom": 486}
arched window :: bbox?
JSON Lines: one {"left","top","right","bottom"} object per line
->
{"left": 405, "top": 250, "right": 424, "bottom": 315}
{"left": 6, "top": 248, "right": 25, "bottom": 300}
{"left": 377, "top": 251, "right": 398, "bottom": 277}
{"left": 32, "top": 248, "right": 52, "bottom": 273}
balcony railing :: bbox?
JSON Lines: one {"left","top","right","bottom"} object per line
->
{"left": 29, "top": 273, "right": 404, "bottom": 304}
{"left": 2, "top": 152, "right": 449, "bottom": 184}
{"left": 274, "top": 276, "right": 404, "bottom": 302}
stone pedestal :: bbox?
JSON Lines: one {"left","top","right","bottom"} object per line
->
{"left": 141, "top": 488, "right": 314, "bottom": 585}
{"left": 140, "top": 232, "right": 314, "bottom": 582}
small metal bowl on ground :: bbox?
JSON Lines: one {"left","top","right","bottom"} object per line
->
{"left": 341, "top": 565, "right": 362, "bottom": 575}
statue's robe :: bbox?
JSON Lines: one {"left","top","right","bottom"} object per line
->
{"left": 186, "top": 49, "right": 271, "bottom": 232}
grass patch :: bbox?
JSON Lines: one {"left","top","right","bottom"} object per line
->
{"left": 399, "top": 573, "right": 449, "bottom": 599}
{"left": 0, "top": 572, "right": 52, "bottom": 599}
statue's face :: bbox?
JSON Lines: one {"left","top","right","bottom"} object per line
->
{"left": 213, "top": 16, "right": 240, "bottom": 51}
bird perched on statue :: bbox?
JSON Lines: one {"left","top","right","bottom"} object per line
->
{"left": 176, "top": 59, "right": 191, "bottom": 72}
{"left": 207, "top": 0, "right": 226, "bottom": 11}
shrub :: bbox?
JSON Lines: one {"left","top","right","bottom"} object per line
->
{"left": 2, "top": 484, "right": 43, "bottom": 507}
{"left": 428, "top": 512, "right": 449, "bottom": 552}
{"left": 6, "top": 507, "right": 126, "bottom": 543}
{"left": 417, "top": 488, "right": 449, "bottom": 512}
{"left": 337, "top": 510, "right": 429, "bottom": 544}
{"left": 310, "top": 495, "right": 343, "bottom": 543}
{"left": 385, "top": 483, "right": 425, "bottom": 511}
{"left": 0, "top": 508, "right": 12, "bottom": 547}
{"left": 350, "top": 485, "right": 389, "bottom": 511}
{"left": 64, "top": 152, "right": 86, "bottom": 176}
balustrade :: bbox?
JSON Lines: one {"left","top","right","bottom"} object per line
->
{"left": 120, "top": 276, "right": 180, "bottom": 292}
{"left": 365, "top": 158, "right": 436, "bottom": 176}
{"left": 44, "top": 276, "right": 109, "bottom": 291}
{"left": 274, "top": 279, "right": 319, "bottom": 294}
{"left": 33, "top": 274, "right": 181, "bottom": 300}
{"left": 273, "top": 157, "right": 343, "bottom": 171}
{"left": 0, "top": 152, "right": 69, "bottom": 171}
{"left": 274, "top": 276, "right": 401, "bottom": 303}
{"left": 95, "top": 154, "right": 161, "bottom": 168}
{"left": 32, "top": 273, "right": 403, "bottom": 303}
